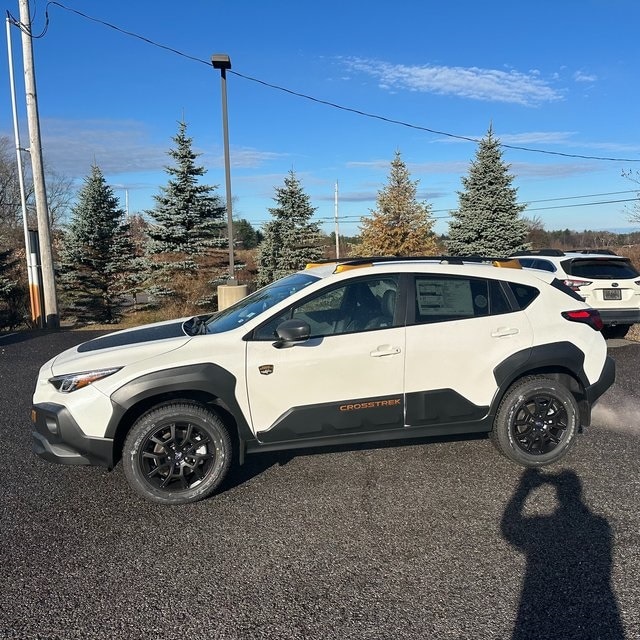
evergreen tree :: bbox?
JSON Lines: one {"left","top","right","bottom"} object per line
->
{"left": 257, "top": 171, "right": 322, "bottom": 286}
{"left": 446, "top": 126, "right": 529, "bottom": 256}
{"left": 146, "top": 121, "right": 226, "bottom": 298}
{"left": 234, "top": 218, "right": 260, "bottom": 249}
{"left": 360, "top": 151, "right": 438, "bottom": 256}
{"left": 0, "top": 242, "right": 24, "bottom": 330}
{"left": 58, "top": 165, "right": 135, "bottom": 323}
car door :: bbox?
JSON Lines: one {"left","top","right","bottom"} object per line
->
{"left": 403, "top": 273, "right": 534, "bottom": 428}
{"left": 245, "top": 274, "right": 406, "bottom": 445}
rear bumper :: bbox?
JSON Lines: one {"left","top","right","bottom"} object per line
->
{"left": 585, "top": 355, "right": 616, "bottom": 407}
{"left": 597, "top": 309, "right": 640, "bottom": 326}
{"left": 31, "top": 402, "right": 114, "bottom": 468}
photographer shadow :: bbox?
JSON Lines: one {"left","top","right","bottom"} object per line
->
{"left": 501, "top": 468, "right": 624, "bottom": 640}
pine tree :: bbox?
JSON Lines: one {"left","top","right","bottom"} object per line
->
{"left": 58, "top": 165, "right": 135, "bottom": 323}
{"left": 0, "top": 247, "right": 16, "bottom": 299}
{"left": 0, "top": 242, "right": 24, "bottom": 330}
{"left": 257, "top": 171, "right": 322, "bottom": 286}
{"left": 359, "top": 151, "right": 438, "bottom": 256}
{"left": 446, "top": 126, "right": 529, "bottom": 257}
{"left": 146, "top": 121, "right": 226, "bottom": 298}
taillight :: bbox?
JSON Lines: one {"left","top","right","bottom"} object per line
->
{"left": 563, "top": 278, "right": 592, "bottom": 292}
{"left": 561, "top": 309, "right": 604, "bottom": 331}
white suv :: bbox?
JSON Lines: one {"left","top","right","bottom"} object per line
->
{"left": 512, "top": 249, "right": 640, "bottom": 338}
{"left": 31, "top": 257, "right": 615, "bottom": 504}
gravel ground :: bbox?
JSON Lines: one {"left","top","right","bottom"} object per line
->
{"left": 0, "top": 330, "right": 638, "bottom": 640}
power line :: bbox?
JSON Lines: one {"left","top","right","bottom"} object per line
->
{"left": 25, "top": 1, "right": 640, "bottom": 164}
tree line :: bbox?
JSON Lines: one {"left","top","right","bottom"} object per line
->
{"left": 1, "top": 122, "right": 638, "bottom": 330}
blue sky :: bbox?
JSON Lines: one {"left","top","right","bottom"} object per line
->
{"left": 2, "top": 0, "right": 640, "bottom": 236}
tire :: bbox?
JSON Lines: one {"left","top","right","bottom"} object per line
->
{"left": 123, "top": 402, "right": 232, "bottom": 505}
{"left": 602, "top": 324, "right": 630, "bottom": 339}
{"left": 490, "top": 377, "right": 579, "bottom": 467}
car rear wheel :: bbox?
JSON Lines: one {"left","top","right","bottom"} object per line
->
{"left": 123, "top": 402, "right": 232, "bottom": 505}
{"left": 602, "top": 324, "right": 630, "bottom": 339}
{"left": 491, "top": 377, "right": 579, "bottom": 467}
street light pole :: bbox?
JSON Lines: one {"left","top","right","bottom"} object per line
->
{"left": 211, "top": 53, "right": 236, "bottom": 284}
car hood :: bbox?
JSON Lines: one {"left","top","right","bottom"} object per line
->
{"left": 50, "top": 318, "right": 194, "bottom": 375}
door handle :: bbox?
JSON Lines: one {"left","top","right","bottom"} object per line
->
{"left": 370, "top": 345, "right": 401, "bottom": 357}
{"left": 491, "top": 327, "right": 519, "bottom": 338}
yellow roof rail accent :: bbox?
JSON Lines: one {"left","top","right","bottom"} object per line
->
{"left": 305, "top": 262, "right": 336, "bottom": 270}
{"left": 335, "top": 262, "right": 372, "bottom": 273}
{"left": 492, "top": 259, "right": 522, "bottom": 269}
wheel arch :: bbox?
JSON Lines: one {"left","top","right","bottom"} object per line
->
{"left": 106, "top": 364, "right": 254, "bottom": 467}
{"left": 491, "top": 342, "right": 591, "bottom": 426}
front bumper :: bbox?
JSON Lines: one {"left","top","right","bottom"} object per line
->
{"left": 31, "top": 402, "right": 114, "bottom": 468}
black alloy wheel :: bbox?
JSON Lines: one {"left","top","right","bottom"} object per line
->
{"left": 123, "top": 402, "right": 232, "bottom": 505}
{"left": 509, "top": 393, "right": 569, "bottom": 456}
{"left": 491, "top": 377, "right": 579, "bottom": 467}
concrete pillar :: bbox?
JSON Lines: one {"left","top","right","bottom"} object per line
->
{"left": 217, "top": 284, "right": 248, "bottom": 311}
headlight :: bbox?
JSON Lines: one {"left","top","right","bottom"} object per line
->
{"left": 49, "top": 367, "right": 122, "bottom": 393}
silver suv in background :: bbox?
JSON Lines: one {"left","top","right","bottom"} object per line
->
{"left": 512, "top": 249, "right": 640, "bottom": 338}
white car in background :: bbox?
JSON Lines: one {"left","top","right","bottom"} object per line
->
{"left": 512, "top": 249, "right": 640, "bottom": 338}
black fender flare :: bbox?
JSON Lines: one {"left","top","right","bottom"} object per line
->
{"left": 491, "top": 341, "right": 589, "bottom": 416}
{"left": 106, "top": 363, "right": 255, "bottom": 447}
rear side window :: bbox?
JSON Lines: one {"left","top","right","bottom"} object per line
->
{"left": 413, "top": 275, "right": 512, "bottom": 324}
{"left": 516, "top": 258, "right": 556, "bottom": 272}
{"left": 532, "top": 259, "right": 556, "bottom": 273}
{"left": 562, "top": 258, "right": 639, "bottom": 279}
{"left": 506, "top": 282, "right": 540, "bottom": 310}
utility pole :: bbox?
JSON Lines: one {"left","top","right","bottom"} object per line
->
{"left": 334, "top": 180, "right": 340, "bottom": 259}
{"left": 17, "top": 0, "right": 59, "bottom": 328}
{"left": 6, "top": 12, "right": 41, "bottom": 326}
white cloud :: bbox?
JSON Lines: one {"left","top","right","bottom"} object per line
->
{"left": 34, "top": 118, "right": 282, "bottom": 178}
{"left": 511, "top": 162, "right": 603, "bottom": 178}
{"left": 341, "top": 57, "right": 563, "bottom": 106}
{"left": 574, "top": 71, "right": 597, "bottom": 83}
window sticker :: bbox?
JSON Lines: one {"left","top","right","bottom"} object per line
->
{"left": 416, "top": 279, "right": 474, "bottom": 316}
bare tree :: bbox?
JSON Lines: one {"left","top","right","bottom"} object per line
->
{"left": 622, "top": 169, "right": 640, "bottom": 224}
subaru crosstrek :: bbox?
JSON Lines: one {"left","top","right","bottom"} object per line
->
{"left": 31, "top": 257, "right": 615, "bottom": 504}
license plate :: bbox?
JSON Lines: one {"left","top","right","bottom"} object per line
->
{"left": 603, "top": 289, "right": 622, "bottom": 300}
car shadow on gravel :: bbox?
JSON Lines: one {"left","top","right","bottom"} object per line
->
{"left": 217, "top": 433, "right": 487, "bottom": 495}
{"left": 502, "top": 468, "right": 624, "bottom": 640}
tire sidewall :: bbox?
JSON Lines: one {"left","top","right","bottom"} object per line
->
{"left": 123, "top": 403, "right": 231, "bottom": 505}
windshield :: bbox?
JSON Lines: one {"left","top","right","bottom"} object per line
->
{"left": 206, "top": 272, "right": 319, "bottom": 334}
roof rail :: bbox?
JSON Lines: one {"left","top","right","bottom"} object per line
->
{"left": 318, "top": 255, "right": 522, "bottom": 271}
{"left": 332, "top": 255, "right": 509, "bottom": 265}
{"left": 511, "top": 249, "right": 565, "bottom": 257}
{"left": 567, "top": 248, "right": 618, "bottom": 256}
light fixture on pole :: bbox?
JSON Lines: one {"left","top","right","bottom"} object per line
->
{"left": 211, "top": 53, "right": 236, "bottom": 284}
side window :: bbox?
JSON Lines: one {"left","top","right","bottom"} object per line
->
{"left": 534, "top": 259, "right": 556, "bottom": 273}
{"left": 413, "top": 276, "right": 512, "bottom": 324}
{"left": 489, "top": 279, "right": 512, "bottom": 315}
{"left": 507, "top": 282, "right": 540, "bottom": 310}
{"left": 253, "top": 275, "right": 399, "bottom": 340}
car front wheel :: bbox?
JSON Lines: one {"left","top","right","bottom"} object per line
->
{"left": 491, "top": 377, "right": 579, "bottom": 467}
{"left": 123, "top": 402, "right": 232, "bottom": 505}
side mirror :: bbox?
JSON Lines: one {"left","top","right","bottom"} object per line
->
{"left": 273, "top": 318, "right": 310, "bottom": 348}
